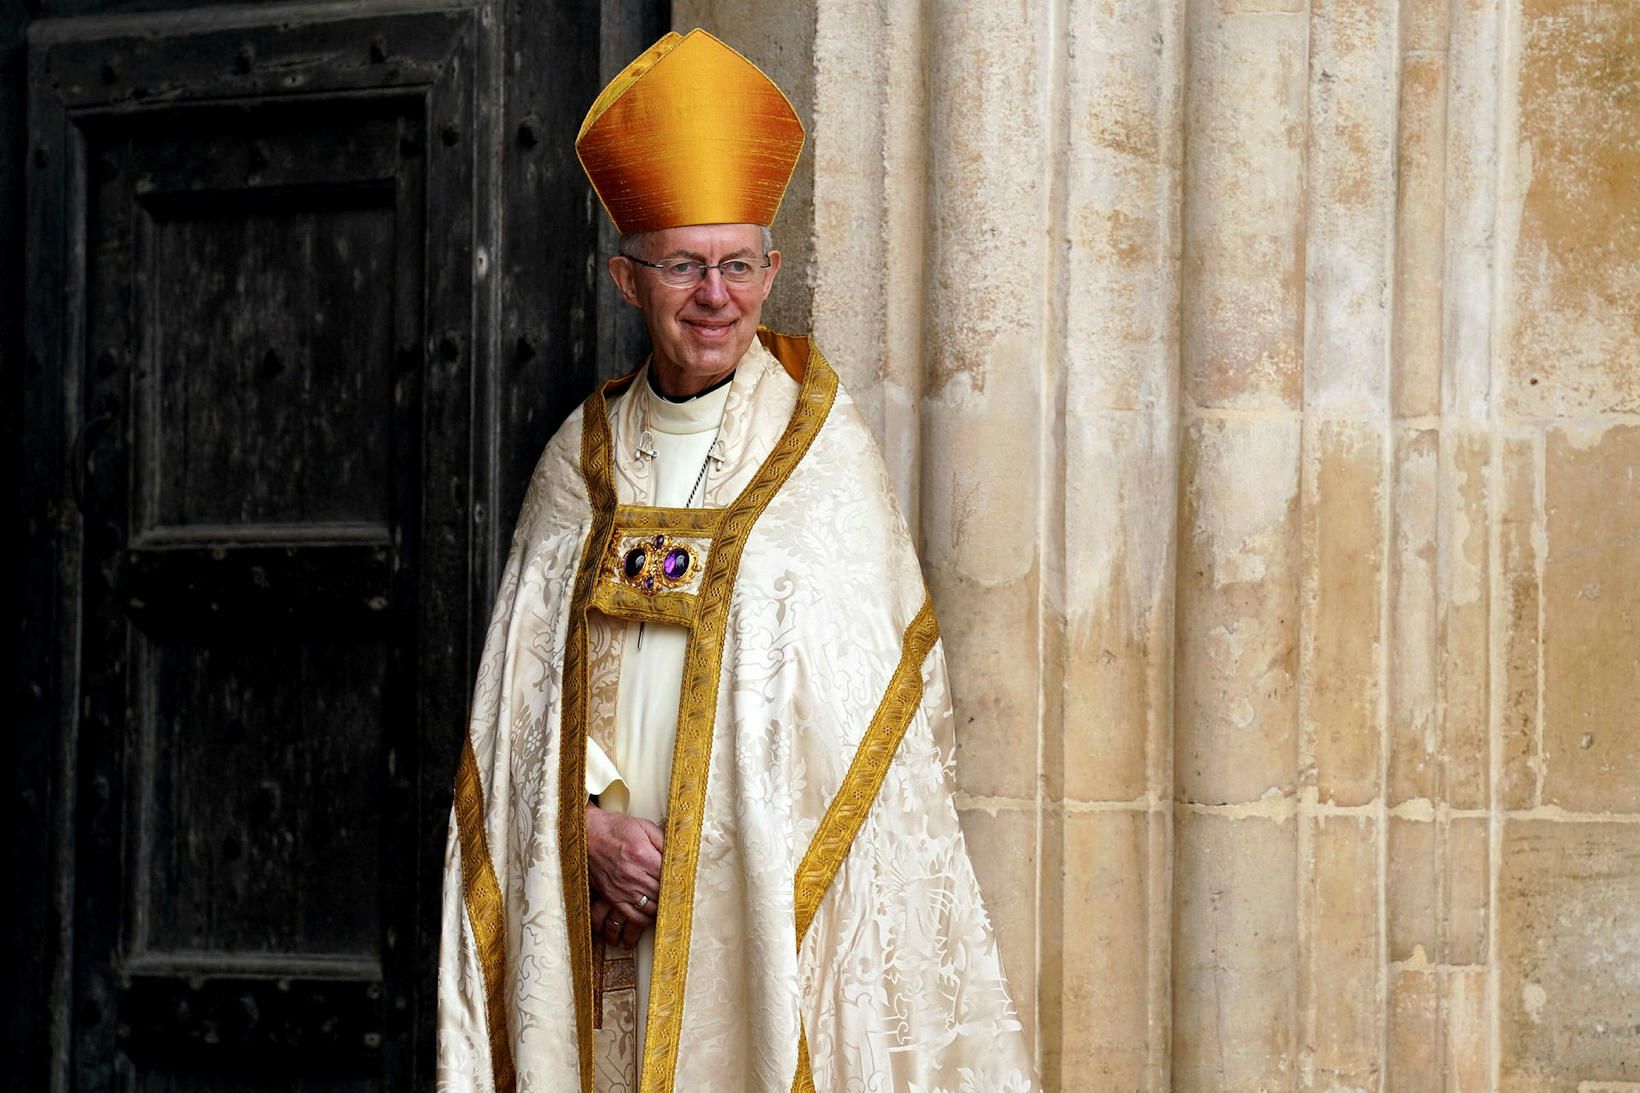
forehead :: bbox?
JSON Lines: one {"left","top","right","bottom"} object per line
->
{"left": 648, "top": 222, "right": 764, "bottom": 257}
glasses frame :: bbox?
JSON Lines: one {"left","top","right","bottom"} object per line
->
{"left": 619, "top": 252, "right": 773, "bottom": 288}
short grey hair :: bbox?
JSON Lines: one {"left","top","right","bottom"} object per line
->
{"left": 618, "top": 225, "right": 774, "bottom": 260}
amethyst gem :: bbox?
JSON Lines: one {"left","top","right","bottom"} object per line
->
{"left": 622, "top": 546, "right": 647, "bottom": 579}
{"left": 662, "top": 546, "right": 691, "bottom": 580}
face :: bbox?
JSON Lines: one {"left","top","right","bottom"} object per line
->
{"left": 608, "top": 223, "right": 781, "bottom": 396}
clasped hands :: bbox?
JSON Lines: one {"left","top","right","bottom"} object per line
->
{"left": 586, "top": 801, "right": 665, "bottom": 950}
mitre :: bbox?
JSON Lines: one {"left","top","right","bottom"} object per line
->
{"left": 575, "top": 29, "right": 805, "bottom": 233}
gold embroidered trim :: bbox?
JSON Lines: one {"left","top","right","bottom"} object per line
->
{"left": 612, "top": 504, "right": 726, "bottom": 536}
{"left": 792, "top": 1026, "right": 817, "bottom": 1093}
{"left": 588, "top": 581, "right": 704, "bottom": 628}
{"left": 455, "top": 735, "right": 517, "bottom": 1093}
{"left": 788, "top": 594, "right": 941, "bottom": 1091}
{"left": 558, "top": 402, "right": 622, "bottom": 1093}
{"left": 639, "top": 343, "right": 840, "bottom": 1093}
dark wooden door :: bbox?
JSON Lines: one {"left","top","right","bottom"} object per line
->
{"left": 16, "top": 0, "right": 650, "bottom": 1088}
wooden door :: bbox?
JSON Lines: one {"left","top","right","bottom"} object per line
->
{"left": 17, "top": 0, "right": 630, "bottom": 1087}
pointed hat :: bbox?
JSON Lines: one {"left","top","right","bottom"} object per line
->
{"left": 576, "top": 29, "right": 805, "bottom": 234}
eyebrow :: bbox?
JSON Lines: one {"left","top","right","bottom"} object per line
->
{"left": 657, "top": 246, "right": 760, "bottom": 261}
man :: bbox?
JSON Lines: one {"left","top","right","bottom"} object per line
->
{"left": 437, "top": 29, "right": 1036, "bottom": 1093}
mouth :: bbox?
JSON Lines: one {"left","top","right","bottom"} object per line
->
{"left": 683, "top": 318, "right": 736, "bottom": 340}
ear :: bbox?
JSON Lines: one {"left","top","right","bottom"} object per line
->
{"left": 608, "top": 255, "right": 642, "bottom": 308}
{"left": 759, "top": 249, "right": 781, "bottom": 302}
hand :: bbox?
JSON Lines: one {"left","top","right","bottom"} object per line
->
{"left": 586, "top": 802, "right": 664, "bottom": 934}
{"left": 591, "top": 895, "right": 644, "bottom": 950}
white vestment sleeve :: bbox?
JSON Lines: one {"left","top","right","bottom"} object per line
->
{"left": 585, "top": 737, "right": 626, "bottom": 800}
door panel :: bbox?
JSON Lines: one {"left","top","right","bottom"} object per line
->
{"left": 28, "top": 9, "right": 474, "bottom": 1091}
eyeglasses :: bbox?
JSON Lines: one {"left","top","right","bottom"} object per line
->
{"left": 620, "top": 253, "right": 772, "bottom": 288}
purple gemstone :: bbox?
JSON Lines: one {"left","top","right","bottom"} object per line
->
{"left": 653, "top": 534, "right": 666, "bottom": 548}
{"left": 663, "top": 546, "right": 691, "bottom": 580}
{"left": 623, "top": 547, "right": 647, "bottom": 579}
{"left": 642, "top": 576, "right": 655, "bottom": 592}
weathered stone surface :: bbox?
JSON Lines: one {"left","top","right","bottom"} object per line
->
{"left": 1392, "top": 50, "right": 1448, "bottom": 419}
{"left": 1302, "top": 0, "right": 1397, "bottom": 414}
{"left": 1306, "top": 814, "right": 1383, "bottom": 1090}
{"left": 1501, "top": 432, "right": 1543, "bottom": 810}
{"left": 1501, "top": 0, "right": 1640, "bottom": 417}
{"left": 1388, "top": 814, "right": 1437, "bottom": 963}
{"left": 1389, "top": 427, "right": 1440, "bottom": 804}
{"left": 1181, "top": 4, "right": 1307, "bottom": 410}
{"left": 1387, "top": 966, "right": 1439, "bottom": 1093}
{"left": 1176, "top": 417, "right": 1301, "bottom": 804}
{"left": 1542, "top": 425, "right": 1640, "bottom": 813}
{"left": 1044, "top": 808, "right": 1164, "bottom": 1090}
{"left": 1440, "top": 429, "right": 1490, "bottom": 810}
{"left": 1445, "top": 817, "right": 1489, "bottom": 967}
{"left": 1173, "top": 812, "right": 1298, "bottom": 1092}
{"left": 1058, "top": 410, "right": 1174, "bottom": 803}
{"left": 1302, "top": 418, "right": 1385, "bottom": 805}
{"left": 1499, "top": 820, "right": 1640, "bottom": 1090}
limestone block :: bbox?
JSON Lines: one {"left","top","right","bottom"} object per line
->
{"left": 1058, "top": 410, "right": 1175, "bottom": 802}
{"left": 1500, "top": 432, "right": 1542, "bottom": 810}
{"left": 1444, "top": 966, "right": 1491, "bottom": 1092}
{"left": 1045, "top": 808, "right": 1165, "bottom": 1091}
{"left": 941, "top": 569, "right": 1042, "bottom": 801}
{"left": 1387, "top": 965, "right": 1439, "bottom": 1093}
{"left": 1173, "top": 811, "right": 1298, "bottom": 1092}
{"left": 1305, "top": 814, "right": 1383, "bottom": 1090}
{"left": 1181, "top": 3, "right": 1307, "bottom": 410}
{"left": 1176, "top": 417, "right": 1301, "bottom": 804}
{"left": 1501, "top": 0, "right": 1640, "bottom": 417}
{"left": 1499, "top": 820, "right": 1640, "bottom": 1090}
{"left": 1444, "top": 816, "right": 1488, "bottom": 967}
{"left": 1302, "top": 418, "right": 1385, "bottom": 805}
{"left": 1389, "top": 427, "right": 1440, "bottom": 803}
{"left": 1392, "top": 51, "right": 1448, "bottom": 419}
{"left": 1441, "top": 0, "right": 1502, "bottom": 420}
{"left": 921, "top": 360, "right": 1042, "bottom": 802}
{"left": 1439, "top": 429, "right": 1490, "bottom": 810}
{"left": 1542, "top": 425, "right": 1640, "bottom": 813}
{"left": 1388, "top": 814, "right": 1437, "bottom": 962}
{"left": 1302, "top": 0, "right": 1398, "bottom": 413}
{"left": 1387, "top": 815, "right": 1488, "bottom": 966}
{"left": 959, "top": 805, "right": 1039, "bottom": 1052}
{"left": 1401, "top": 0, "right": 1451, "bottom": 53}
{"left": 1062, "top": 0, "right": 1182, "bottom": 415}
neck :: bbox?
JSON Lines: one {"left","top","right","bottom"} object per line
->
{"left": 650, "top": 359, "right": 736, "bottom": 399}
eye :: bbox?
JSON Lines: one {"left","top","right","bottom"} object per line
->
{"left": 719, "top": 260, "right": 754, "bottom": 277}
{"left": 664, "top": 260, "right": 705, "bottom": 277}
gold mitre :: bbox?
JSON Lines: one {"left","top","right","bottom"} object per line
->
{"left": 576, "top": 29, "right": 805, "bottom": 234}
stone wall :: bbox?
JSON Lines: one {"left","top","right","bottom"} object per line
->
{"left": 676, "top": 1, "right": 1639, "bottom": 1088}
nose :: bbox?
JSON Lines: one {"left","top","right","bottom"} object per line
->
{"left": 692, "top": 266, "right": 730, "bottom": 307}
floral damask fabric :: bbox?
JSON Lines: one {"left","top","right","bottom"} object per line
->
{"left": 436, "top": 335, "right": 1037, "bottom": 1092}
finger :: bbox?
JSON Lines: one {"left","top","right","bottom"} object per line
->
{"left": 638, "top": 818, "right": 666, "bottom": 853}
{"left": 619, "top": 917, "right": 643, "bottom": 949}
{"left": 612, "top": 899, "right": 654, "bottom": 928}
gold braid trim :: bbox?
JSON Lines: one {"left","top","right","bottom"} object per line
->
{"left": 559, "top": 395, "right": 623, "bottom": 1093}
{"left": 455, "top": 735, "right": 517, "bottom": 1093}
{"left": 789, "top": 594, "right": 941, "bottom": 1092}
{"left": 639, "top": 345, "right": 840, "bottom": 1093}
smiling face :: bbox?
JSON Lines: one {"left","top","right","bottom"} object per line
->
{"left": 608, "top": 223, "right": 781, "bottom": 397}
